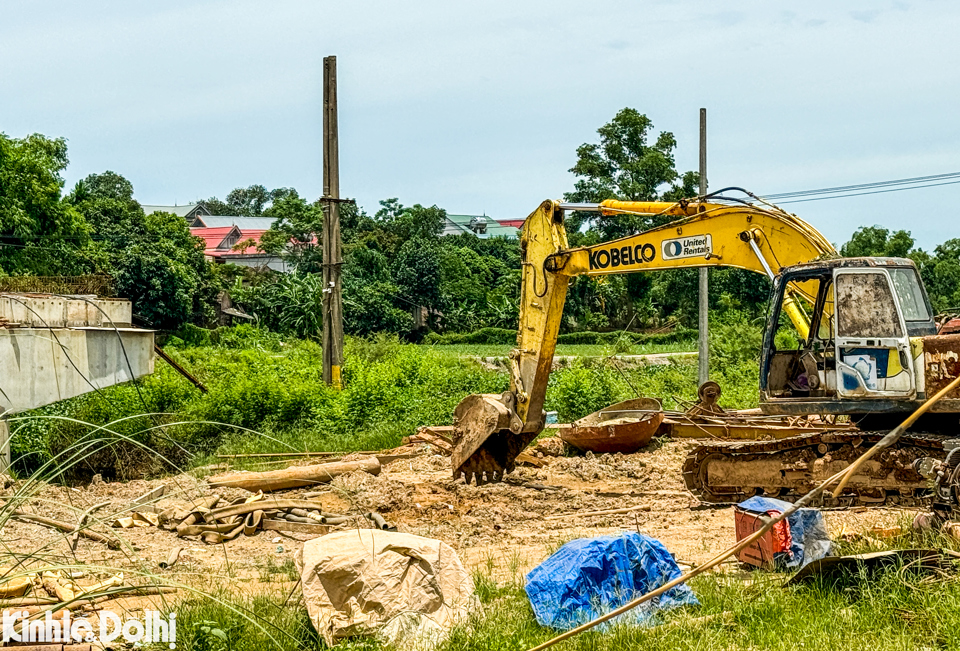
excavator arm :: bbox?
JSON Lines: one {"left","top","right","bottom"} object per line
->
{"left": 451, "top": 196, "right": 837, "bottom": 483}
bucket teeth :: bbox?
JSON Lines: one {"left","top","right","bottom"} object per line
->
{"left": 454, "top": 448, "right": 506, "bottom": 485}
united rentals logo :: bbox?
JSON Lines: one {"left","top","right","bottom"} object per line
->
{"left": 661, "top": 235, "right": 712, "bottom": 260}
{"left": 587, "top": 243, "right": 656, "bottom": 270}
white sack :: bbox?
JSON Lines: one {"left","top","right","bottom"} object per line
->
{"left": 297, "top": 529, "right": 478, "bottom": 648}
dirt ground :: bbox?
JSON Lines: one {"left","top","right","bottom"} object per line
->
{"left": 0, "top": 436, "right": 912, "bottom": 601}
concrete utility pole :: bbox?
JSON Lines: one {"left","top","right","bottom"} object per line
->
{"left": 322, "top": 55, "right": 344, "bottom": 389}
{"left": 698, "top": 108, "right": 709, "bottom": 386}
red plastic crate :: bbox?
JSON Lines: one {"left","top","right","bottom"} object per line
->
{"left": 735, "top": 507, "right": 789, "bottom": 570}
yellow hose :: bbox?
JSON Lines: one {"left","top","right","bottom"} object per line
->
{"left": 526, "top": 372, "right": 960, "bottom": 651}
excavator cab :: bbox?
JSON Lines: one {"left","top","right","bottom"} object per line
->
{"left": 760, "top": 258, "right": 935, "bottom": 414}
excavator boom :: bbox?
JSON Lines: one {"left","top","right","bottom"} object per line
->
{"left": 452, "top": 195, "right": 837, "bottom": 482}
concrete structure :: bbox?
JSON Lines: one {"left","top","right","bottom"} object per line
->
{"left": 0, "top": 294, "right": 155, "bottom": 470}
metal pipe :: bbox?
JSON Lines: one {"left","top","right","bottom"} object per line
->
{"left": 557, "top": 203, "right": 601, "bottom": 211}
{"left": 747, "top": 237, "right": 776, "bottom": 279}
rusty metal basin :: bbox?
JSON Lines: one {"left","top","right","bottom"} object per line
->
{"left": 560, "top": 398, "right": 664, "bottom": 454}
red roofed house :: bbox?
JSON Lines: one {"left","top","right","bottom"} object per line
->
{"left": 192, "top": 225, "right": 290, "bottom": 272}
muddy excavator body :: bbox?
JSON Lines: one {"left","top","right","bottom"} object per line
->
{"left": 451, "top": 194, "right": 960, "bottom": 501}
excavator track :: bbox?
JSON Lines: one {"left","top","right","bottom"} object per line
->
{"left": 683, "top": 431, "right": 947, "bottom": 507}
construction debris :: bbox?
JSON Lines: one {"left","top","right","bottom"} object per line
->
{"left": 365, "top": 512, "right": 396, "bottom": 531}
{"left": 734, "top": 497, "right": 832, "bottom": 570}
{"left": 786, "top": 549, "right": 960, "bottom": 586}
{"left": 560, "top": 398, "right": 663, "bottom": 454}
{"left": 130, "top": 484, "right": 167, "bottom": 513}
{"left": 0, "top": 568, "right": 33, "bottom": 598}
{"left": 159, "top": 546, "right": 182, "bottom": 570}
{"left": 207, "top": 456, "right": 382, "bottom": 492}
{"left": 111, "top": 511, "right": 160, "bottom": 528}
{"left": 156, "top": 493, "right": 394, "bottom": 544}
{"left": 13, "top": 512, "right": 120, "bottom": 549}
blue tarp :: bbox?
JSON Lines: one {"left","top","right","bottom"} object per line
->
{"left": 738, "top": 496, "right": 833, "bottom": 569}
{"left": 524, "top": 532, "right": 698, "bottom": 631}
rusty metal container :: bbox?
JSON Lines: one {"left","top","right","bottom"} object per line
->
{"left": 560, "top": 398, "right": 664, "bottom": 454}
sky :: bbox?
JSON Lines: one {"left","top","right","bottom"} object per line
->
{"left": 2, "top": 0, "right": 958, "bottom": 250}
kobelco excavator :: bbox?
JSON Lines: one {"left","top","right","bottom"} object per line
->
{"left": 451, "top": 192, "right": 960, "bottom": 507}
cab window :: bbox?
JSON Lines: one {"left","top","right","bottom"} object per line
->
{"left": 835, "top": 272, "right": 903, "bottom": 338}
{"left": 889, "top": 268, "right": 931, "bottom": 322}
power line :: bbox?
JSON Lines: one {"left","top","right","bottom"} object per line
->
{"left": 760, "top": 171, "right": 960, "bottom": 203}
{"left": 775, "top": 178, "right": 960, "bottom": 204}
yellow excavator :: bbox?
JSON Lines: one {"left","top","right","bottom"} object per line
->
{"left": 452, "top": 192, "right": 960, "bottom": 507}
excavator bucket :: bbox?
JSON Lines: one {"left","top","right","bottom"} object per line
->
{"left": 451, "top": 393, "right": 540, "bottom": 484}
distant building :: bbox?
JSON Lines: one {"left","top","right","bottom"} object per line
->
{"left": 141, "top": 203, "right": 211, "bottom": 226}
{"left": 442, "top": 214, "right": 521, "bottom": 239}
{"left": 190, "top": 215, "right": 277, "bottom": 229}
{"left": 191, "top": 225, "right": 290, "bottom": 273}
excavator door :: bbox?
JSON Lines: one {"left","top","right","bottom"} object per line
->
{"left": 833, "top": 268, "right": 916, "bottom": 399}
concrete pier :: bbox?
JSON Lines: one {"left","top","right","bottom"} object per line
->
{"left": 0, "top": 294, "right": 155, "bottom": 470}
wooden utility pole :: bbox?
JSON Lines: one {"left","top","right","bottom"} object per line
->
{"left": 322, "top": 55, "right": 344, "bottom": 388}
{"left": 697, "top": 108, "right": 709, "bottom": 386}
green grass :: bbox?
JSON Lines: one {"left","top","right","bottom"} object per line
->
{"left": 425, "top": 342, "right": 697, "bottom": 358}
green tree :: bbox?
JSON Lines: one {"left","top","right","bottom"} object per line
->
{"left": 342, "top": 244, "right": 411, "bottom": 336}
{"left": 376, "top": 201, "right": 447, "bottom": 245}
{"left": 205, "top": 185, "right": 298, "bottom": 216}
{"left": 258, "top": 191, "right": 325, "bottom": 273}
{"left": 0, "top": 133, "right": 92, "bottom": 275}
{"left": 564, "top": 108, "right": 699, "bottom": 239}
{"left": 840, "top": 225, "right": 915, "bottom": 258}
{"left": 394, "top": 237, "right": 442, "bottom": 316}
{"left": 71, "top": 171, "right": 217, "bottom": 329}
{"left": 916, "top": 239, "right": 960, "bottom": 312}
{"left": 561, "top": 109, "right": 699, "bottom": 329}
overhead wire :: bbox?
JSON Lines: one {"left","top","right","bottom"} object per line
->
{"left": 774, "top": 178, "right": 960, "bottom": 204}
{"left": 763, "top": 171, "right": 960, "bottom": 200}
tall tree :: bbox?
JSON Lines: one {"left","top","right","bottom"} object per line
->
{"left": 564, "top": 108, "right": 698, "bottom": 239}
{"left": 562, "top": 109, "right": 699, "bottom": 329}
{"left": 257, "top": 191, "right": 325, "bottom": 273}
{"left": 205, "top": 185, "right": 298, "bottom": 216}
